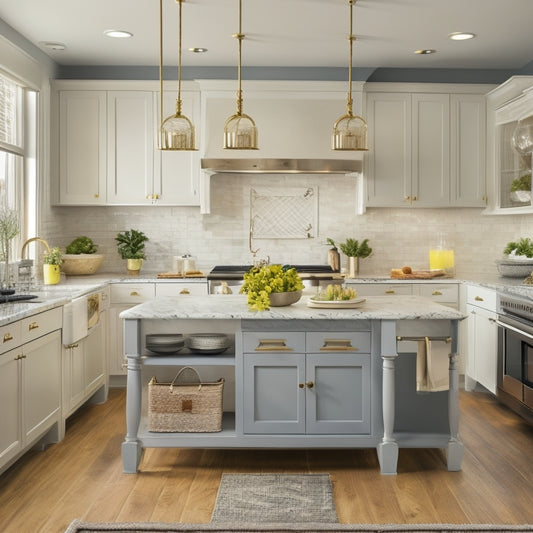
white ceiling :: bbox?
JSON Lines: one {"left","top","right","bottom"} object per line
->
{"left": 1, "top": 0, "right": 533, "bottom": 71}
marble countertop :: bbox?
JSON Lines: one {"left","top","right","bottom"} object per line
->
{"left": 120, "top": 294, "right": 465, "bottom": 321}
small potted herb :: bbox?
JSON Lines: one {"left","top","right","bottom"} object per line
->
{"left": 115, "top": 229, "right": 148, "bottom": 275}
{"left": 43, "top": 247, "right": 62, "bottom": 285}
{"left": 62, "top": 236, "right": 104, "bottom": 275}
{"left": 510, "top": 173, "right": 532, "bottom": 204}
{"left": 339, "top": 238, "right": 372, "bottom": 278}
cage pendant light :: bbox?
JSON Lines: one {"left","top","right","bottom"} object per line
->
{"left": 158, "top": 0, "right": 196, "bottom": 151}
{"left": 223, "top": 0, "right": 258, "bottom": 150}
{"left": 332, "top": 0, "right": 368, "bottom": 151}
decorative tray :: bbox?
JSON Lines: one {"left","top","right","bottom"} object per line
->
{"left": 307, "top": 297, "right": 366, "bottom": 309}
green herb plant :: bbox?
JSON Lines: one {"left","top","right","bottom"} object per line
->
{"left": 43, "top": 247, "right": 63, "bottom": 265}
{"left": 339, "top": 238, "right": 372, "bottom": 258}
{"left": 115, "top": 229, "right": 148, "bottom": 259}
{"left": 504, "top": 237, "right": 533, "bottom": 258}
{"left": 240, "top": 264, "right": 304, "bottom": 311}
{"left": 66, "top": 236, "right": 98, "bottom": 254}
{"left": 510, "top": 173, "right": 532, "bottom": 192}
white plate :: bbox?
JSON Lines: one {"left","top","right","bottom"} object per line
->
{"left": 307, "top": 297, "right": 366, "bottom": 309}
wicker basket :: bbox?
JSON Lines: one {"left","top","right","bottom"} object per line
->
{"left": 148, "top": 367, "right": 224, "bottom": 433}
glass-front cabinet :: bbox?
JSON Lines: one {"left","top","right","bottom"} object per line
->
{"left": 487, "top": 77, "right": 533, "bottom": 214}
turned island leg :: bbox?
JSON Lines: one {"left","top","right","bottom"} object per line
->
{"left": 377, "top": 320, "right": 399, "bottom": 475}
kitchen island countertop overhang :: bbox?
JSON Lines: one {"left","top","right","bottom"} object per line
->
{"left": 120, "top": 294, "right": 465, "bottom": 476}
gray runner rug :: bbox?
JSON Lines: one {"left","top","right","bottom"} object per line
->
{"left": 64, "top": 520, "right": 533, "bottom": 532}
{"left": 211, "top": 473, "right": 338, "bottom": 524}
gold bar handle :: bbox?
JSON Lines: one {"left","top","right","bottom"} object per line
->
{"left": 3, "top": 333, "right": 14, "bottom": 343}
{"left": 29, "top": 322, "right": 39, "bottom": 331}
{"left": 255, "top": 339, "right": 293, "bottom": 352}
{"left": 385, "top": 289, "right": 395, "bottom": 294}
{"left": 180, "top": 289, "right": 190, "bottom": 294}
{"left": 475, "top": 296, "right": 484, "bottom": 301}
{"left": 130, "top": 291, "right": 140, "bottom": 296}
{"left": 320, "top": 339, "right": 358, "bottom": 351}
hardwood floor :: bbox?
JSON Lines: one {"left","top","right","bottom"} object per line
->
{"left": 1, "top": 387, "right": 532, "bottom": 533}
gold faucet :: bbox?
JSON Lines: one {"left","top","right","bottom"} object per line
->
{"left": 21, "top": 237, "right": 51, "bottom": 259}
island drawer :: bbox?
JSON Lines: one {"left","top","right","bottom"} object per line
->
{"left": 155, "top": 282, "right": 208, "bottom": 297}
{"left": 417, "top": 283, "right": 458, "bottom": 305}
{"left": 0, "top": 320, "right": 22, "bottom": 355}
{"left": 348, "top": 283, "right": 412, "bottom": 297}
{"left": 20, "top": 307, "right": 62, "bottom": 344}
{"left": 242, "top": 332, "right": 305, "bottom": 353}
{"left": 306, "top": 332, "right": 371, "bottom": 353}
{"left": 110, "top": 283, "right": 156, "bottom": 304}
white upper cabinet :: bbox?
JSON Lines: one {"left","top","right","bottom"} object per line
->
{"left": 365, "top": 84, "right": 489, "bottom": 208}
{"left": 57, "top": 90, "right": 107, "bottom": 205}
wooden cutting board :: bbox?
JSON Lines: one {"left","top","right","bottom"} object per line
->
{"left": 390, "top": 269, "right": 445, "bottom": 280}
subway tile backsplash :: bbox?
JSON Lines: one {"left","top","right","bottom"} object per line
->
{"left": 42, "top": 174, "right": 533, "bottom": 277}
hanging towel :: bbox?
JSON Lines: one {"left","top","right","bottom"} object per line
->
{"left": 416, "top": 337, "right": 450, "bottom": 392}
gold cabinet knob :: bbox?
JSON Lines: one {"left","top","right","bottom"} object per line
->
{"left": 404, "top": 196, "right": 411, "bottom": 202}
{"left": 412, "top": 195, "right": 418, "bottom": 201}
{"left": 475, "top": 296, "right": 483, "bottom": 301}
{"left": 94, "top": 193, "right": 99, "bottom": 198}
{"left": 130, "top": 291, "right": 139, "bottom": 296}
{"left": 432, "top": 290, "right": 442, "bottom": 296}
{"left": 306, "top": 381, "right": 314, "bottom": 389}
{"left": 299, "top": 383, "right": 305, "bottom": 389}
{"left": 180, "top": 289, "right": 190, "bottom": 295}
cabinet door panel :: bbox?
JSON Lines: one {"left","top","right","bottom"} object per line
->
{"left": 366, "top": 93, "right": 412, "bottom": 207}
{"left": 84, "top": 320, "right": 105, "bottom": 393}
{"left": 0, "top": 349, "right": 22, "bottom": 466}
{"left": 243, "top": 353, "right": 305, "bottom": 434}
{"left": 306, "top": 353, "right": 371, "bottom": 434}
{"left": 412, "top": 94, "right": 450, "bottom": 206}
{"left": 23, "top": 331, "right": 61, "bottom": 443}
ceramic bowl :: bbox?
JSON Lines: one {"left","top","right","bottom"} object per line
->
{"left": 60, "top": 254, "right": 104, "bottom": 275}
{"left": 268, "top": 290, "right": 302, "bottom": 307}
{"left": 496, "top": 260, "right": 533, "bottom": 278}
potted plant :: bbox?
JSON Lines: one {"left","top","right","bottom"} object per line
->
{"left": 497, "top": 237, "right": 533, "bottom": 277}
{"left": 0, "top": 206, "right": 20, "bottom": 289}
{"left": 510, "top": 172, "right": 532, "bottom": 204}
{"left": 240, "top": 264, "right": 305, "bottom": 311}
{"left": 115, "top": 229, "right": 148, "bottom": 275}
{"left": 339, "top": 238, "right": 372, "bottom": 278}
{"left": 61, "top": 236, "right": 104, "bottom": 275}
{"left": 43, "top": 247, "right": 62, "bottom": 285}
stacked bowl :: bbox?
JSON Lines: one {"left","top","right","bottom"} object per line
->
{"left": 185, "top": 333, "right": 229, "bottom": 355}
{"left": 145, "top": 334, "right": 185, "bottom": 355}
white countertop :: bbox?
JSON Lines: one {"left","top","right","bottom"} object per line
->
{"left": 120, "top": 294, "right": 465, "bottom": 321}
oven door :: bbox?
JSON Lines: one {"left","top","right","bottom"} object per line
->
{"left": 496, "top": 314, "right": 533, "bottom": 403}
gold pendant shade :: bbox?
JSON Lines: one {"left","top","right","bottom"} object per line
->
{"left": 223, "top": 0, "right": 258, "bottom": 150}
{"left": 159, "top": 0, "right": 196, "bottom": 151}
{"left": 332, "top": 0, "right": 368, "bottom": 151}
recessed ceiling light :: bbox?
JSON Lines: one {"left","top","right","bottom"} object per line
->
{"left": 188, "top": 47, "right": 208, "bottom": 53}
{"left": 39, "top": 41, "right": 66, "bottom": 51}
{"left": 448, "top": 32, "right": 476, "bottom": 41}
{"left": 414, "top": 49, "right": 436, "bottom": 55}
{"left": 103, "top": 30, "right": 133, "bottom": 38}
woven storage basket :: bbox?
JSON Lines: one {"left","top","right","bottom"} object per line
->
{"left": 148, "top": 367, "right": 224, "bottom": 433}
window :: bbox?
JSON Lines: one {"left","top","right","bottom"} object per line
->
{"left": 0, "top": 71, "right": 37, "bottom": 280}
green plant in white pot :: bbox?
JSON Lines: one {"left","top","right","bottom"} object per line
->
{"left": 43, "top": 247, "right": 62, "bottom": 285}
{"left": 115, "top": 229, "right": 148, "bottom": 275}
{"left": 510, "top": 173, "right": 532, "bottom": 204}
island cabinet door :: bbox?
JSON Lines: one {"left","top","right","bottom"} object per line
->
{"left": 243, "top": 353, "right": 306, "bottom": 434}
{"left": 305, "top": 353, "right": 371, "bottom": 435}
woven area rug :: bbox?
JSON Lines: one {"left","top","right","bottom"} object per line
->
{"left": 211, "top": 473, "right": 337, "bottom": 523}
{"left": 64, "top": 520, "right": 533, "bottom": 532}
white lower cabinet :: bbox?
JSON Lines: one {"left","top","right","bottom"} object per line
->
{"left": 63, "top": 316, "right": 107, "bottom": 418}
{"left": 0, "top": 311, "right": 62, "bottom": 474}
{"left": 242, "top": 331, "right": 371, "bottom": 435}
{"left": 465, "top": 285, "right": 498, "bottom": 394}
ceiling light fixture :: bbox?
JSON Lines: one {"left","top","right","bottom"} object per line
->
{"left": 40, "top": 41, "right": 66, "bottom": 51}
{"left": 189, "top": 47, "right": 208, "bottom": 53}
{"left": 414, "top": 49, "right": 436, "bottom": 54}
{"left": 158, "top": 0, "right": 196, "bottom": 151}
{"left": 223, "top": 0, "right": 258, "bottom": 150}
{"left": 103, "top": 30, "right": 133, "bottom": 38}
{"left": 332, "top": 0, "right": 367, "bottom": 151}
{"left": 448, "top": 32, "right": 476, "bottom": 41}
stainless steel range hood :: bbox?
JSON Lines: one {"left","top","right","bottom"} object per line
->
{"left": 201, "top": 158, "right": 362, "bottom": 174}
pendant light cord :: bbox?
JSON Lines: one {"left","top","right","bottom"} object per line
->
{"left": 347, "top": 0, "right": 354, "bottom": 117}
{"left": 177, "top": 0, "right": 183, "bottom": 115}
{"left": 235, "top": 0, "right": 244, "bottom": 116}
{"left": 159, "top": 0, "right": 164, "bottom": 142}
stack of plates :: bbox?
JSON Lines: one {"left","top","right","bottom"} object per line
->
{"left": 145, "top": 333, "right": 185, "bottom": 355}
{"left": 186, "top": 333, "right": 229, "bottom": 355}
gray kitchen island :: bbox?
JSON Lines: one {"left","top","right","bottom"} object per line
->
{"left": 120, "top": 294, "right": 464, "bottom": 475}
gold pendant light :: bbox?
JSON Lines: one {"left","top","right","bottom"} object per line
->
{"left": 223, "top": 0, "right": 258, "bottom": 150}
{"left": 158, "top": 0, "right": 196, "bottom": 151}
{"left": 332, "top": 0, "right": 368, "bottom": 151}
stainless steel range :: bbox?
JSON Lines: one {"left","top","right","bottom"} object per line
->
{"left": 207, "top": 265, "right": 343, "bottom": 294}
{"left": 497, "top": 293, "right": 533, "bottom": 424}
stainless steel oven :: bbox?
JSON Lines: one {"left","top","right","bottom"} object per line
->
{"left": 497, "top": 294, "right": 533, "bottom": 424}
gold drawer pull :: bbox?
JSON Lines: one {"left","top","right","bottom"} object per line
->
{"left": 255, "top": 339, "right": 293, "bottom": 352}
{"left": 65, "top": 343, "right": 79, "bottom": 349}
{"left": 130, "top": 291, "right": 140, "bottom": 296}
{"left": 3, "top": 333, "right": 13, "bottom": 343}
{"left": 475, "top": 296, "right": 484, "bottom": 302}
{"left": 385, "top": 289, "right": 395, "bottom": 294}
{"left": 432, "top": 290, "right": 442, "bottom": 296}
{"left": 320, "top": 339, "right": 358, "bottom": 351}
{"left": 180, "top": 289, "right": 190, "bottom": 295}
{"left": 29, "top": 322, "right": 39, "bottom": 331}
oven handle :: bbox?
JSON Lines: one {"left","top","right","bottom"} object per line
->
{"left": 495, "top": 319, "right": 533, "bottom": 341}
